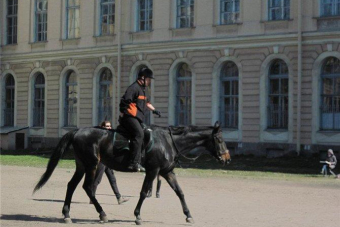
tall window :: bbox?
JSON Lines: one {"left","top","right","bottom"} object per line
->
{"left": 176, "top": 63, "right": 192, "bottom": 125}
{"left": 64, "top": 71, "right": 77, "bottom": 127}
{"left": 321, "top": 0, "right": 340, "bottom": 17}
{"left": 220, "top": 62, "right": 239, "bottom": 128}
{"left": 98, "top": 69, "right": 113, "bottom": 124}
{"left": 35, "top": 0, "right": 48, "bottom": 42}
{"left": 268, "top": 0, "right": 290, "bottom": 21}
{"left": 177, "top": 0, "right": 194, "bottom": 28}
{"left": 320, "top": 57, "right": 340, "bottom": 130}
{"left": 4, "top": 75, "right": 15, "bottom": 126}
{"left": 100, "top": 0, "right": 115, "bottom": 35}
{"left": 66, "top": 0, "right": 80, "bottom": 39}
{"left": 33, "top": 73, "right": 45, "bottom": 127}
{"left": 268, "top": 60, "right": 289, "bottom": 129}
{"left": 220, "top": 0, "right": 240, "bottom": 25}
{"left": 6, "top": 0, "right": 18, "bottom": 44}
{"left": 138, "top": 0, "right": 153, "bottom": 31}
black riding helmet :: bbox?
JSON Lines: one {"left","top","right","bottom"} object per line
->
{"left": 138, "top": 67, "right": 154, "bottom": 79}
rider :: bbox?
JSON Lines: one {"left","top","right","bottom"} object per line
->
{"left": 119, "top": 67, "right": 161, "bottom": 172}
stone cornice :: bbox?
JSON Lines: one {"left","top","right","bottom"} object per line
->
{"left": 1, "top": 32, "right": 340, "bottom": 63}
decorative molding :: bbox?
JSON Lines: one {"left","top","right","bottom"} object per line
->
{"left": 224, "top": 48, "right": 230, "bottom": 56}
{"left": 67, "top": 59, "right": 72, "bottom": 66}
{"left": 101, "top": 56, "right": 107, "bottom": 63}
{"left": 327, "top": 43, "right": 333, "bottom": 52}
{"left": 273, "top": 45, "right": 279, "bottom": 54}
{"left": 5, "top": 63, "right": 10, "bottom": 70}
{"left": 137, "top": 53, "right": 144, "bottom": 61}
{"left": 316, "top": 17, "right": 340, "bottom": 31}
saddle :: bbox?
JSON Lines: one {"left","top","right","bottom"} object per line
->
{"left": 113, "top": 125, "right": 154, "bottom": 153}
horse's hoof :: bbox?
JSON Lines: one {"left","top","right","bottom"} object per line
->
{"left": 186, "top": 217, "right": 194, "bottom": 224}
{"left": 64, "top": 218, "right": 72, "bottom": 224}
{"left": 135, "top": 219, "right": 142, "bottom": 225}
{"left": 100, "top": 215, "right": 109, "bottom": 223}
{"left": 156, "top": 194, "right": 160, "bottom": 198}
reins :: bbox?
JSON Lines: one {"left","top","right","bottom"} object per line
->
{"left": 168, "top": 127, "right": 203, "bottom": 163}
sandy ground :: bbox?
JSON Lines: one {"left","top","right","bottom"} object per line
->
{"left": 1, "top": 165, "right": 340, "bottom": 227}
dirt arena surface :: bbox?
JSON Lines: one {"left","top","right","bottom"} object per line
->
{"left": 1, "top": 165, "right": 339, "bottom": 227}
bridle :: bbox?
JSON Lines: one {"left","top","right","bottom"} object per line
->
{"left": 168, "top": 127, "right": 222, "bottom": 163}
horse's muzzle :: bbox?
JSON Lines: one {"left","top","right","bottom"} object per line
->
{"left": 220, "top": 151, "right": 231, "bottom": 165}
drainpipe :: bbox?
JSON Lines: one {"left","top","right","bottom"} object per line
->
{"left": 296, "top": 0, "right": 302, "bottom": 155}
{"left": 116, "top": 0, "right": 122, "bottom": 124}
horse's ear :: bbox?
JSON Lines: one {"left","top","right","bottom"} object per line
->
{"left": 214, "top": 121, "right": 220, "bottom": 129}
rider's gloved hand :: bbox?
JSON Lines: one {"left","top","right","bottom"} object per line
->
{"left": 152, "top": 110, "right": 161, "bottom": 118}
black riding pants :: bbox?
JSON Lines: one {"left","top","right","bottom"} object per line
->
{"left": 92, "top": 162, "right": 121, "bottom": 199}
{"left": 120, "top": 115, "right": 144, "bottom": 166}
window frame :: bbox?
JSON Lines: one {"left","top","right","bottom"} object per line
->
{"left": 320, "top": 0, "right": 340, "bottom": 17}
{"left": 175, "top": 63, "right": 192, "bottom": 126}
{"left": 35, "top": 0, "right": 48, "bottom": 42}
{"left": 267, "top": 59, "right": 289, "bottom": 129}
{"left": 100, "top": 0, "right": 115, "bottom": 35}
{"left": 268, "top": 0, "right": 290, "bottom": 21}
{"left": 320, "top": 57, "right": 340, "bottom": 131}
{"left": 64, "top": 71, "right": 78, "bottom": 127}
{"left": 6, "top": 0, "right": 18, "bottom": 45}
{"left": 220, "top": 61, "right": 239, "bottom": 129}
{"left": 66, "top": 0, "right": 80, "bottom": 39}
{"left": 220, "top": 0, "right": 240, "bottom": 25}
{"left": 33, "top": 73, "right": 45, "bottom": 127}
{"left": 137, "top": 0, "right": 153, "bottom": 32}
{"left": 176, "top": 0, "right": 195, "bottom": 28}
{"left": 4, "top": 75, "right": 15, "bottom": 127}
{"left": 98, "top": 68, "right": 113, "bottom": 125}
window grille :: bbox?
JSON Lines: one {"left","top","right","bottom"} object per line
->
{"left": 176, "top": 63, "right": 192, "bottom": 125}
{"left": 6, "top": 0, "right": 18, "bottom": 44}
{"left": 220, "top": 62, "right": 239, "bottom": 128}
{"left": 177, "top": 0, "right": 195, "bottom": 28}
{"left": 267, "top": 59, "right": 289, "bottom": 129}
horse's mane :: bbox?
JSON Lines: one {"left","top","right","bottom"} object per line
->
{"left": 151, "top": 125, "right": 214, "bottom": 135}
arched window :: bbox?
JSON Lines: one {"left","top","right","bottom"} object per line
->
{"left": 320, "top": 57, "right": 340, "bottom": 130}
{"left": 220, "top": 61, "right": 238, "bottom": 128}
{"left": 4, "top": 75, "right": 15, "bottom": 126}
{"left": 64, "top": 71, "right": 77, "bottom": 127}
{"left": 176, "top": 63, "right": 192, "bottom": 125}
{"left": 98, "top": 68, "right": 113, "bottom": 124}
{"left": 268, "top": 59, "right": 288, "bottom": 129}
{"left": 33, "top": 73, "right": 45, "bottom": 127}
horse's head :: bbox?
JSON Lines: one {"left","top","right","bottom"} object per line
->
{"left": 209, "top": 121, "right": 231, "bottom": 165}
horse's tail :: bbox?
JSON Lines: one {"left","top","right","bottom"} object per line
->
{"left": 33, "top": 130, "right": 77, "bottom": 194}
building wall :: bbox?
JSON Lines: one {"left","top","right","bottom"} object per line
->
{"left": 1, "top": 0, "right": 340, "bottom": 155}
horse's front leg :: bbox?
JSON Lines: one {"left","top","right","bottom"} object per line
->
{"left": 163, "top": 171, "right": 194, "bottom": 224}
{"left": 134, "top": 169, "right": 158, "bottom": 225}
{"left": 83, "top": 168, "right": 108, "bottom": 223}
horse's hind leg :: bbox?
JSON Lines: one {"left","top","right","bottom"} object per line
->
{"left": 62, "top": 167, "right": 85, "bottom": 223}
{"left": 134, "top": 169, "right": 158, "bottom": 225}
{"left": 82, "top": 168, "right": 108, "bottom": 223}
{"left": 156, "top": 174, "right": 161, "bottom": 198}
{"left": 162, "top": 171, "right": 194, "bottom": 224}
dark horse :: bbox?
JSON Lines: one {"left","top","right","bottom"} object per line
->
{"left": 33, "top": 121, "right": 230, "bottom": 225}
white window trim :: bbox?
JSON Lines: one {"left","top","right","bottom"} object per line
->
{"left": 212, "top": 56, "right": 243, "bottom": 141}
{"left": 59, "top": 65, "right": 80, "bottom": 136}
{"left": 259, "top": 54, "right": 293, "bottom": 143}
{"left": 92, "top": 63, "right": 116, "bottom": 127}
{"left": 168, "top": 58, "right": 196, "bottom": 126}
{"left": 312, "top": 51, "right": 340, "bottom": 144}
{"left": 28, "top": 68, "right": 47, "bottom": 136}
{"left": 0, "top": 70, "right": 17, "bottom": 127}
